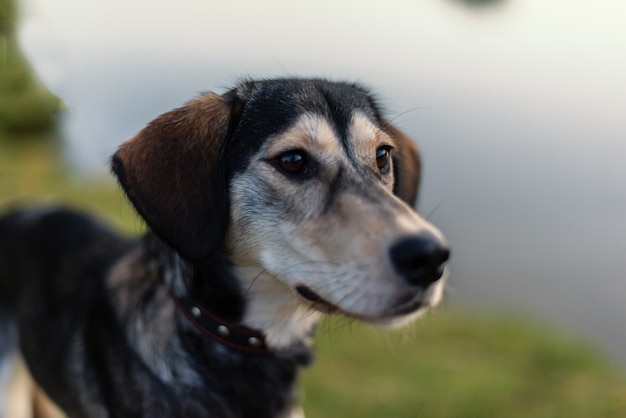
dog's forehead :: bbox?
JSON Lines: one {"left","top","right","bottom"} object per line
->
{"left": 240, "top": 79, "right": 376, "bottom": 112}
{"left": 226, "top": 79, "right": 382, "bottom": 174}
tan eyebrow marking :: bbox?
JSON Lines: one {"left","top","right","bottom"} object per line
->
{"left": 348, "top": 112, "right": 391, "bottom": 165}
{"left": 264, "top": 113, "right": 342, "bottom": 159}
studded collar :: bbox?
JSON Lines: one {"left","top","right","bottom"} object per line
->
{"left": 166, "top": 286, "right": 271, "bottom": 355}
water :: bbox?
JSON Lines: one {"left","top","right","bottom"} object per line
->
{"left": 19, "top": 0, "right": 626, "bottom": 363}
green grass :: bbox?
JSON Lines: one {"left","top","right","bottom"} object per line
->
{"left": 2, "top": 142, "right": 626, "bottom": 417}
{"left": 303, "top": 314, "right": 626, "bottom": 418}
{"left": 0, "top": 140, "right": 142, "bottom": 233}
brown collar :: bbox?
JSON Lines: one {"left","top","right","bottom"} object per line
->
{"left": 165, "top": 287, "right": 271, "bottom": 355}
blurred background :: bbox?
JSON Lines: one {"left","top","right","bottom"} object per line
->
{"left": 1, "top": 0, "right": 625, "bottom": 416}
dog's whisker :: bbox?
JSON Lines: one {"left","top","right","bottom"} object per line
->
{"left": 387, "top": 107, "right": 429, "bottom": 125}
{"left": 425, "top": 199, "right": 447, "bottom": 221}
{"left": 243, "top": 268, "right": 270, "bottom": 297}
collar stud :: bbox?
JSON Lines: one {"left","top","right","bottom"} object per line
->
{"left": 217, "top": 325, "right": 230, "bottom": 337}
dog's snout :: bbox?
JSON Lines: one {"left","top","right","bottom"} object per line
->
{"left": 389, "top": 234, "right": 450, "bottom": 287}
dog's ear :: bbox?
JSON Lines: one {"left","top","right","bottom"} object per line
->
{"left": 111, "top": 93, "right": 242, "bottom": 260}
{"left": 386, "top": 122, "right": 422, "bottom": 207}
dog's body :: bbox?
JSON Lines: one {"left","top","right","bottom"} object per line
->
{"left": 0, "top": 78, "right": 449, "bottom": 418}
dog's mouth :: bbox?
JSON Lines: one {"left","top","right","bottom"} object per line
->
{"left": 295, "top": 285, "right": 425, "bottom": 322}
{"left": 295, "top": 285, "right": 339, "bottom": 313}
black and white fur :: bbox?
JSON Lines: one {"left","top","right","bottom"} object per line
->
{"left": 0, "top": 78, "right": 449, "bottom": 418}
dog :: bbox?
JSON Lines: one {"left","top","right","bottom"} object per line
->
{"left": 0, "top": 78, "right": 449, "bottom": 418}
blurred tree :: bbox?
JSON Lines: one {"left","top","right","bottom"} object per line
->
{"left": 0, "top": 0, "right": 60, "bottom": 141}
{"left": 450, "top": 0, "right": 507, "bottom": 8}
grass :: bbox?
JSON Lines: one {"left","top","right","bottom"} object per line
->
{"left": 303, "top": 314, "right": 626, "bottom": 417}
{"left": 0, "top": 139, "right": 142, "bottom": 233}
{"left": 2, "top": 142, "right": 626, "bottom": 417}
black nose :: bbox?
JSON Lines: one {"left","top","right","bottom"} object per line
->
{"left": 389, "top": 234, "right": 450, "bottom": 287}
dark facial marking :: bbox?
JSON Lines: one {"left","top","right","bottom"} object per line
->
{"left": 225, "top": 79, "right": 383, "bottom": 179}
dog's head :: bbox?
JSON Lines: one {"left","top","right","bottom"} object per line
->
{"left": 113, "top": 78, "right": 449, "bottom": 331}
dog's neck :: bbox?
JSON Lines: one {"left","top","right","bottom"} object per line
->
{"left": 108, "top": 235, "right": 311, "bottom": 416}
{"left": 230, "top": 263, "right": 322, "bottom": 350}
{"left": 151, "top": 237, "right": 321, "bottom": 352}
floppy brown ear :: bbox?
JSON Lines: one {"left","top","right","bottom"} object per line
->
{"left": 386, "top": 122, "right": 422, "bottom": 207}
{"left": 111, "top": 93, "right": 240, "bottom": 260}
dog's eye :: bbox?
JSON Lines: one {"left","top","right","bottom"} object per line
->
{"left": 376, "top": 146, "right": 392, "bottom": 173}
{"left": 275, "top": 151, "right": 308, "bottom": 176}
